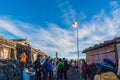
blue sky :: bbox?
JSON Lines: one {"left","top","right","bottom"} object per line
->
{"left": 0, "top": 0, "right": 120, "bottom": 59}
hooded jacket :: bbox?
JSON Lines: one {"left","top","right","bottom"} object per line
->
{"left": 56, "top": 61, "right": 63, "bottom": 72}
{"left": 48, "top": 61, "right": 53, "bottom": 71}
{"left": 20, "top": 53, "right": 27, "bottom": 63}
{"left": 94, "top": 72, "right": 119, "bottom": 80}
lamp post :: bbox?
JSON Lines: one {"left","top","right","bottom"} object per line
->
{"left": 72, "top": 22, "right": 80, "bottom": 79}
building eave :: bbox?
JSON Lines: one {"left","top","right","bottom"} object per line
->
{"left": 82, "top": 36, "right": 120, "bottom": 53}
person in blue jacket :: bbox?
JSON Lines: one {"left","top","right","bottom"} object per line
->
{"left": 48, "top": 59, "right": 53, "bottom": 80}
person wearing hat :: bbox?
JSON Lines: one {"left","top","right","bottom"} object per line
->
{"left": 20, "top": 52, "right": 27, "bottom": 69}
{"left": 41, "top": 56, "right": 49, "bottom": 80}
{"left": 48, "top": 58, "right": 53, "bottom": 80}
{"left": 56, "top": 58, "right": 64, "bottom": 80}
{"left": 94, "top": 58, "right": 119, "bottom": 80}
{"left": 34, "top": 54, "right": 43, "bottom": 80}
{"left": 81, "top": 59, "right": 88, "bottom": 80}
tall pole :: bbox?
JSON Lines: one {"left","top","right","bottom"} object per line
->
{"left": 72, "top": 22, "right": 80, "bottom": 79}
{"left": 76, "top": 23, "right": 79, "bottom": 65}
{"left": 76, "top": 23, "right": 80, "bottom": 80}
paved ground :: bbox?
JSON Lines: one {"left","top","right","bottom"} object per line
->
{"left": 29, "top": 68, "right": 80, "bottom": 80}
{"left": 67, "top": 68, "right": 80, "bottom": 80}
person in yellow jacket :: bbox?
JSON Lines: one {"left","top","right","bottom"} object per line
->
{"left": 94, "top": 58, "right": 119, "bottom": 80}
{"left": 20, "top": 52, "right": 27, "bottom": 68}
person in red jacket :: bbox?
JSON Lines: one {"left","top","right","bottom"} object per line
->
{"left": 81, "top": 59, "right": 87, "bottom": 80}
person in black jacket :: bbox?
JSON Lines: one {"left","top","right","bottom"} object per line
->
{"left": 34, "top": 54, "right": 43, "bottom": 80}
{"left": 63, "top": 59, "right": 69, "bottom": 80}
{"left": 42, "top": 56, "right": 49, "bottom": 80}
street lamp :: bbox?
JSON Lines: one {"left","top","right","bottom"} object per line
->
{"left": 72, "top": 22, "right": 79, "bottom": 63}
{"left": 72, "top": 22, "right": 80, "bottom": 79}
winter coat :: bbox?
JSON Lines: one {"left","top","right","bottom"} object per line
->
{"left": 64, "top": 61, "right": 69, "bottom": 72}
{"left": 48, "top": 62, "right": 53, "bottom": 71}
{"left": 94, "top": 72, "right": 119, "bottom": 80}
{"left": 56, "top": 61, "right": 63, "bottom": 73}
{"left": 34, "top": 58, "right": 42, "bottom": 72}
{"left": 42, "top": 60, "right": 48, "bottom": 72}
{"left": 81, "top": 64, "right": 87, "bottom": 71}
{"left": 20, "top": 54, "right": 27, "bottom": 63}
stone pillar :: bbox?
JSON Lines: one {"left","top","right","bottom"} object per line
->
{"left": 14, "top": 48, "right": 17, "bottom": 60}
{"left": 8, "top": 48, "right": 11, "bottom": 59}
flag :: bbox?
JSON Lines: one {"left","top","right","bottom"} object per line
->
{"left": 72, "top": 22, "right": 78, "bottom": 28}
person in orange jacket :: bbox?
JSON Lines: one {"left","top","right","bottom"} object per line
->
{"left": 20, "top": 52, "right": 27, "bottom": 69}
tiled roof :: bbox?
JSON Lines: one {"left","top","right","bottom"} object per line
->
{"left": 82, "top": 36, "right": 120, "bottom": 53}
{"left": 12, "top": 39, "right": 27, "bottom": 41}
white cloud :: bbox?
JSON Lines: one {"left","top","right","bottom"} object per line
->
{"left": 0, "top": 18, "right": 30, "bottom": 39}
{"left": 110, "top": 1, "right": 119, "bottom": 8}
{"left": 1, "top": 1, "right": 120, "bottom": 59}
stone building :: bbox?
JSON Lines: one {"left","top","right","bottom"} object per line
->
{"left": 0, "top": 36, "right": 47, "bottom": 62}
{"left": 12, "top": 39, "right": 31, "bottom": 60}
{"left": 0, "top": 36, "right": 16, "bottom": 59}
{"left": 12, "top": 39, "right": 47, "bottom": 62}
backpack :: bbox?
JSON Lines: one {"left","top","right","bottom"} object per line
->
{"left": 58, "top": 64, "right": 64, "bottom": 73}
{"left": 66, "top": 64, "right": 69, "bottom": 71}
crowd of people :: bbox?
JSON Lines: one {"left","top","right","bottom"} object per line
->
{"left": 80, "top": 59, "right": 119, "bottom": 80}
{"left": 33, "top": 54, "right": 70, "bottom": 80}
{"left": 19, "top": 52, "right": 120, "bottom": 80}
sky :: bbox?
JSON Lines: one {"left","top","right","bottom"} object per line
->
{"left": 0, "top": 0, "right": 120, "bottom": 59}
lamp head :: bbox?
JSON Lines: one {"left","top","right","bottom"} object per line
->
{"left": 72, "top": 22, "right": 78, "bottom": 28}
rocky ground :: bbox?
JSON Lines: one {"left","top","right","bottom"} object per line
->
{"left": 0, "top": 59, "right": 22, "bottom": 80}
